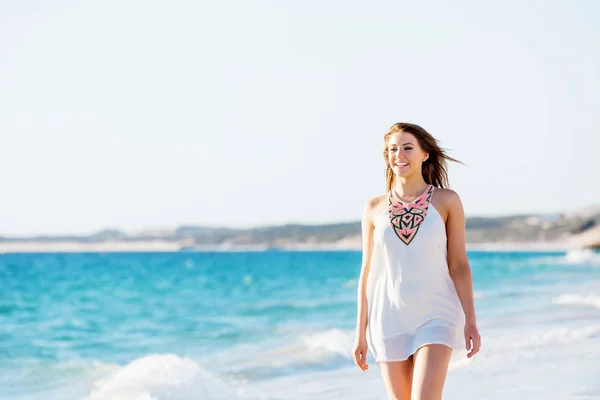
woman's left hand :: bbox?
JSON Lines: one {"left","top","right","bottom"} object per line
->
{"left": 464, "top": 321, "right": 481, "bottom": 358}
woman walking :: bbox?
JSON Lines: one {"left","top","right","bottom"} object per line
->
{"left": 352, "top": 122, "right": 481, "bottom": 399}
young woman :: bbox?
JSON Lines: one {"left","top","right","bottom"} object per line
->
{"left": 352, "top": 122, "right": 481, "bottom": 399}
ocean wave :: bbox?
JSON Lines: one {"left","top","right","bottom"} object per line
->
{"left": 259, "top": 328, "right": 355, "bottom": 365}
{"left": 83, "top": 354, "right": 238, "bottom": 400}
{"left": 207, "top": 328, "right": 358, "bottom": 383}
{"left": 563, "top": 249, "right": 600, "bottom": 265}
{"left": 526, "top": 249, "right": 600, "bottom": 268}
{"left": 522, "top": 325, "right": 600, "bottom": 346}
{"left": 486, "top": 324, "right": 600, "bottom": 355}
{"left": 0, "top": 358, "right": 120, "bottom": 399}
{"left": 303, "top": 328, "right": 355, "bottom": 358}
{"left": 216, "top": 325, "right": 476, "bottom": 385}
{"left": 220, "top": 326, "right": 476, "bottom": 379}
{"left": 553, "top": 294, "right": 600, "bottom": 309}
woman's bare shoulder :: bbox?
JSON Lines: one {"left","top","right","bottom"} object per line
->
{"left": 364, "top": 194, "right": 388, "bottom": 216}
{"left": 433, "top": 188, "right": 461, "bottom": 203}
{"left": 432, "top": 188, "right": 462, "bottom": 221}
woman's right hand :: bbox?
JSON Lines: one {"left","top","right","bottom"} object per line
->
{"left": 352, "top": 335, "right": 369, "bottom": 371}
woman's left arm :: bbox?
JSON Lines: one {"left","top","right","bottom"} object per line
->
{"left": 445, "top": 190, "right": 481, "bottom": 358}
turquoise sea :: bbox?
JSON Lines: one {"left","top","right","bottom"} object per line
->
{"left": 1, "top": 249, "right": 600, "bottom": 399}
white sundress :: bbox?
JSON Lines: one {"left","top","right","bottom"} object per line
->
{"left": 366, "top": 184, "right": 466, "bottom": 362}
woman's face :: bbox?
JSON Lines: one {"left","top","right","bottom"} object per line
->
{"left": 387, "top": 132, "right": 429, "bottom": 178}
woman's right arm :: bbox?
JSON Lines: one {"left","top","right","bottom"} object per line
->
{"left": 355, "top": 199, "right": 376, "bottom": 337}
{"left": 352, "top": 199, "right": 376, "bottom": 371}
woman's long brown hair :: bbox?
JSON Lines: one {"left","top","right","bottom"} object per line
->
{"left": 383, "top": 122, "right": 462, "bottom": 192}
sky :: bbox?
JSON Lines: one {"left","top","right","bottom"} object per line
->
{"left": 1, "top": 0, "right": 599, "bottom": 236}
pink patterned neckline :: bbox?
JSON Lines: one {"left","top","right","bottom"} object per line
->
{"left": 388, "top": 185, "right": 435, "bottom": 245}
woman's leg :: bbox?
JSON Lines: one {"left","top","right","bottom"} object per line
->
{"left": 378, "top": 357, "right": 414, "bottom": 400}
{"left": 410, "top": 344, "right": 453, "bottom": 400}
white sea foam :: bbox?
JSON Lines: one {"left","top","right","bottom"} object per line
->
{"left": 237, "top": 355, "right": 472, "bottom": 400}
{"left": 303, "top": 328, "right": 355, "bottom": 358}
{"left": 553, "top": 294, "right": 600, "bottom": 309}
{"left": 485, "top": 324, "right": 600, "bottom": 354}
{"left": 525, "top": 325, "right": 600, "bottom": 346}
{"left": 217, "top": 326, "right": 472, "bottom": 382}
{"left": 564, "top": 249, "right": 600, "bottom": 265}
{"left": 267, "top": 328, "right": 355, "bottom": 364}
{"left": 531, "top": 249, "right": 600, "bottom": 268}
{"left": 83, "top": 354, "right": 238, "bottom": 400}
{"left": 205, "top": 328, "right": 358, "bottom": 380}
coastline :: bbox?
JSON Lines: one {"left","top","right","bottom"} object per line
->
{"left": 0, "top": 239, "right": 582, "bottom": 254}
{"left": 2, "top": 208, "right": 598, "bottom": 255}
{"left": 0, "top": 240, "right": 181, "bottom": 253}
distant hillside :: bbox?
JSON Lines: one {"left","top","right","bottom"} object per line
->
{"left": 465, "top": 213, "right": 593, "bottom": 243}
{"left": 1, "top": 209, "right": 599, "bottom": 250}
